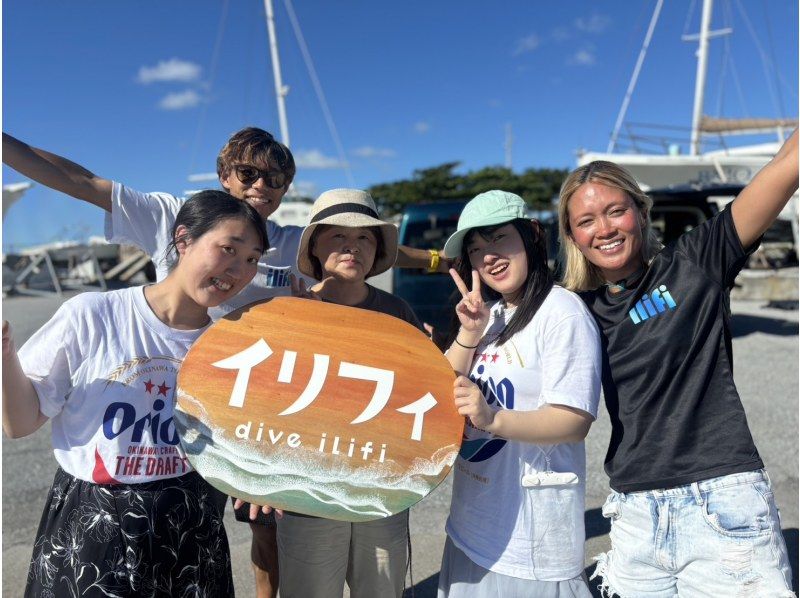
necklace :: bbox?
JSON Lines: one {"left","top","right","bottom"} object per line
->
{"left": 605, "top": 265, "right": 646, "bottom": 294}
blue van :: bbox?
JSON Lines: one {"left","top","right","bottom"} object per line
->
{"left": 393, "top": 201, "right": 467, "bottom": 332}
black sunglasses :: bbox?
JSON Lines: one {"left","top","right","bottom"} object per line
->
{"left": 233, "top": 164, "right": 288, "bottom": 189}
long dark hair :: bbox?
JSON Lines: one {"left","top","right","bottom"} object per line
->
{"left": 447, "top": 218, "right": 553, "bottom": 347}
{"left": 165, "top": 190, "right": 269, "bottom": 266}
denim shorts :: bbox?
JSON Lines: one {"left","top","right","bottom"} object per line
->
{"left": 591, "top": 469, "right": 794, "bottom": 597}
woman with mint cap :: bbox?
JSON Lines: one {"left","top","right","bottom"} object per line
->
{"left": 437, "top": 190, "right": 602, "bottom": 597}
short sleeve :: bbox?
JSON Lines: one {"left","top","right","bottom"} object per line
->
{"left": 17, "top": 302, "right": 79, "bottom": 418}
{"left": 398, "top": 298, "right": 425, "bottom": 333}
{"left": 673, "top": 205, "right": 758, "bottom": 289}
{"left": 540, "top": 312, "right": 602, "bottom": 419}
{"left": 104, "top": 182, "right": 183, "bottom": 279}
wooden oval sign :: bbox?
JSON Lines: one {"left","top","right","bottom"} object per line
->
{"left": 175, "top": 296, "right": 461, "bottom": 522}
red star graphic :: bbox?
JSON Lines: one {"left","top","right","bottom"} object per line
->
{"left": 479, "top": 353, "right": 488, "bottom": 362}
{"left": 157, "top": 382, "right": 171, "bottom": 396}
{"left": 143, "top": 379, "right": 155, "bottom": 393}
{"left": 491, "top": 353, "right": 499, "bottom": 363}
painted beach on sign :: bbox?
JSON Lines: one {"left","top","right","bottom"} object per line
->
{"left": 174, "top": 297, "right": 462, "bottom": 521}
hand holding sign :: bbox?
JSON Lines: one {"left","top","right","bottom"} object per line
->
{"left": 453, "top": 375, "right": 495, "bottom": 431}
{"left": 289, "top": 273, "right": 321, "bottom": 301}
{"left": 175, "top": 297, "right": 461, "bottom": 522}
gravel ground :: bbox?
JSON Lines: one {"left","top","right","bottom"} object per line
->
{"left": 2, "top": 290, "right": 797, "bottom": 597}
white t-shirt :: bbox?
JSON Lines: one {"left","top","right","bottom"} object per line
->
{"left": 104, "top": 182, "right": 307, "bottom": 318}
{"left": 445, "top": 285, "right": 602, "bottom": 581}
{"left": 18, "top": 287, "right": 210, "bottom": 484}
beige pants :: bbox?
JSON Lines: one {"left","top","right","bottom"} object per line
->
{"left": 276, "top": 511, "right": 408, "bottom": 598}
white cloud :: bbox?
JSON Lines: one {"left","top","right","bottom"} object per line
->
{"left": 575, "top": 14, "right": 611, "bottom": 34}
{"left": 290, "top": 180, "right": 318, "bottom": 198}
{"left": 551, "top": 26, "right": 571, "bottom": 42}
{"left": 294, "top": 149, "right": 345, "bottom": 169}
{"left": 187, "top": 172, "right": 218, "bottom": 182}
{"left": 353, "top": 146, "right": 396, "bottom": 158}
{"left": 137, "top": 58, "right": 202, "bottom": 84}
{"left": 413, "top": 121, "right": 431, "bottom": 134}
{"left": 569, "top": 48, "right": 597, "bottom": 66}
{"left": 159, "top": 90, "right": 202, "bottom": 110}
{"left": 513, "top": 33, "right": 541, "bottom": 56}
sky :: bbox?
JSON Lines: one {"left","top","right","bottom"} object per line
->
{"left": 2, "top": 0, "right": 798, "bottom": 250}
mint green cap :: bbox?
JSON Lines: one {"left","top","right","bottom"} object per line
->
{"left": 443, "top": 190, "right": 527, "bottom": 258}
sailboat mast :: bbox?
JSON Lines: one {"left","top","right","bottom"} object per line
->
{"left": 264, "top": 0, "right": 291, "bottom": 148}
{"left": 690, "top": 0, "right": 714, "bottom": 156}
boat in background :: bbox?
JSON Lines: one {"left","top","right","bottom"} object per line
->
{"left": 577, "top": 0, "right": 798, "bottom": 264}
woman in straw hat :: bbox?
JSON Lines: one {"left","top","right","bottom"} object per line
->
{"left": 438, "top": 190, "right": 602, "bottom": 597}
{"left": 275, "top": 188, "right": 423, "bottom": 598}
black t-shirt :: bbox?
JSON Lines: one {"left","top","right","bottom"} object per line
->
{"left": 580, "top": 206, "right": 763, "bottom": 493}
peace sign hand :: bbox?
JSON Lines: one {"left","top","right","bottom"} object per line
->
{"left": 450, "top": 268, "right": 489, "bottom": 335}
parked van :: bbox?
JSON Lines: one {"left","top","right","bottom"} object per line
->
{"left": 393, "top": 201, "right": 467, "bottom": 332}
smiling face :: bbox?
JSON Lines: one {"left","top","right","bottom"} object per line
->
{"left": 465, "top": 223, "right": 528, "bottom": 306}
{"left": 311, "top": 225, "right": 378, "bottom": 283}
{"left": 566, "top": 182, "right": 646, "bottom": 282}
{"left": 220, "top": 158, "right": 289, "bottom": 220}
{"left": 175, "top": 217, "right": 263, "bottom": 307}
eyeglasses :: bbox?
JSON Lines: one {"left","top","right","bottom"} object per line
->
{"left": 232, "top": 165, "right": 288, "bottom": 189}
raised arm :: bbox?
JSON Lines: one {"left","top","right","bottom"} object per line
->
{"left": 731, "top": 129, "right": 799, "bottom": 248}
{"left": 2, "top": 132, "right": 113, "bottom": 212}
{"left": 395, "top": 245, "right": 452, "bottom": 273}
{"left": 2, "top": 322, "right": 49, "bottom": 439}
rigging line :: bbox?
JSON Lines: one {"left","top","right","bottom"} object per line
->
{"left": 241, "top": 4, "right": 259, "bottom": 125}
{"left": 722, "top": 0, "right": 750, "bottom": 116}
{"left": 187, "top": 0, "right": 231, "bottom": 181}
{"left": 282, "top": 0, "right": 355, "bottom": 188}
{"left": 682, "top": 0, "right": 698, "bottom": 38}
{"left": 732, "top": 0, "right": 785, "bottom": 117}
{"left": 607, "top": 0, "right": 664, "bottom": 153}
{"left": 760, "top": 0, "right": 787, "bottom": 118}
{"left": 714, "top": 0, "right": 732, "bottom": 117}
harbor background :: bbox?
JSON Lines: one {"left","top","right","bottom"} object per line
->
{"left": 2, "top": 281, "right": 797, "bottom": 596}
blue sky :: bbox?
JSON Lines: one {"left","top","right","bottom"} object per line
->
{"left": 3, "top": 0, "right": 797, "bottom": 250}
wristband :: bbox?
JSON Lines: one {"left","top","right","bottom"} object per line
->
{"left": 427, "top": 249, "right": 440, "bottom": 274}
{"left": 454, "top": 337, "right": 479, "bottom": 349}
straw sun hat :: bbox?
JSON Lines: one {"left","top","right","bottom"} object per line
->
{"left": 297, "top": 189, "right": 398, "bottom": 280}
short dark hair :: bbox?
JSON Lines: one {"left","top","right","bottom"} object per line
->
{"left": 307, "top": 224, "right": 386, "bottom": 281}
{"left": 216, "top": 127, "right": 296, "bottom": 186}
{"left": 165, "top": 190, "right": 269, "bottom": 266}
{"left": 448, "top": 218, "right": 553, "bottom": 347}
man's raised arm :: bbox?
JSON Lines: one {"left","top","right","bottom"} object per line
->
{"left": 3, "top": 133, "right": 113, "bottom": 212}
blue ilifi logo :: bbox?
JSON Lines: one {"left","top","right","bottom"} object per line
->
{"left": 629, "top": 285, "right": 677, "bottom": 324}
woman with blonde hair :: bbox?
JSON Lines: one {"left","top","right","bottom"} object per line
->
{"left": 557, "top": 131, "right": 798, "bottom": 597}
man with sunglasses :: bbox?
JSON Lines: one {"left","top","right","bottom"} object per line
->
{"left": 3, "top": 126, "right": 450, "bottom": 598}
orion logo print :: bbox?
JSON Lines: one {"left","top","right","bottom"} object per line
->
{"left": 458, "top": 365, "right": 514, "bottom": 463}
{"left": 629, "top": 285, "right": 677, "bottom": 324}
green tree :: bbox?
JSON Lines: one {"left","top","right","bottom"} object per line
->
{"left": 369, "top": 162, "right": 568, "bottom": 214}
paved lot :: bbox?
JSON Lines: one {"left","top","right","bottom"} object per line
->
{"left": 2, "top": 290, "right": 797, "bottom": 596}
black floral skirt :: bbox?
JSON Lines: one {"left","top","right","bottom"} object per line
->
{"left": 25, "top": 467, "right": 234, "bottom": 597}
